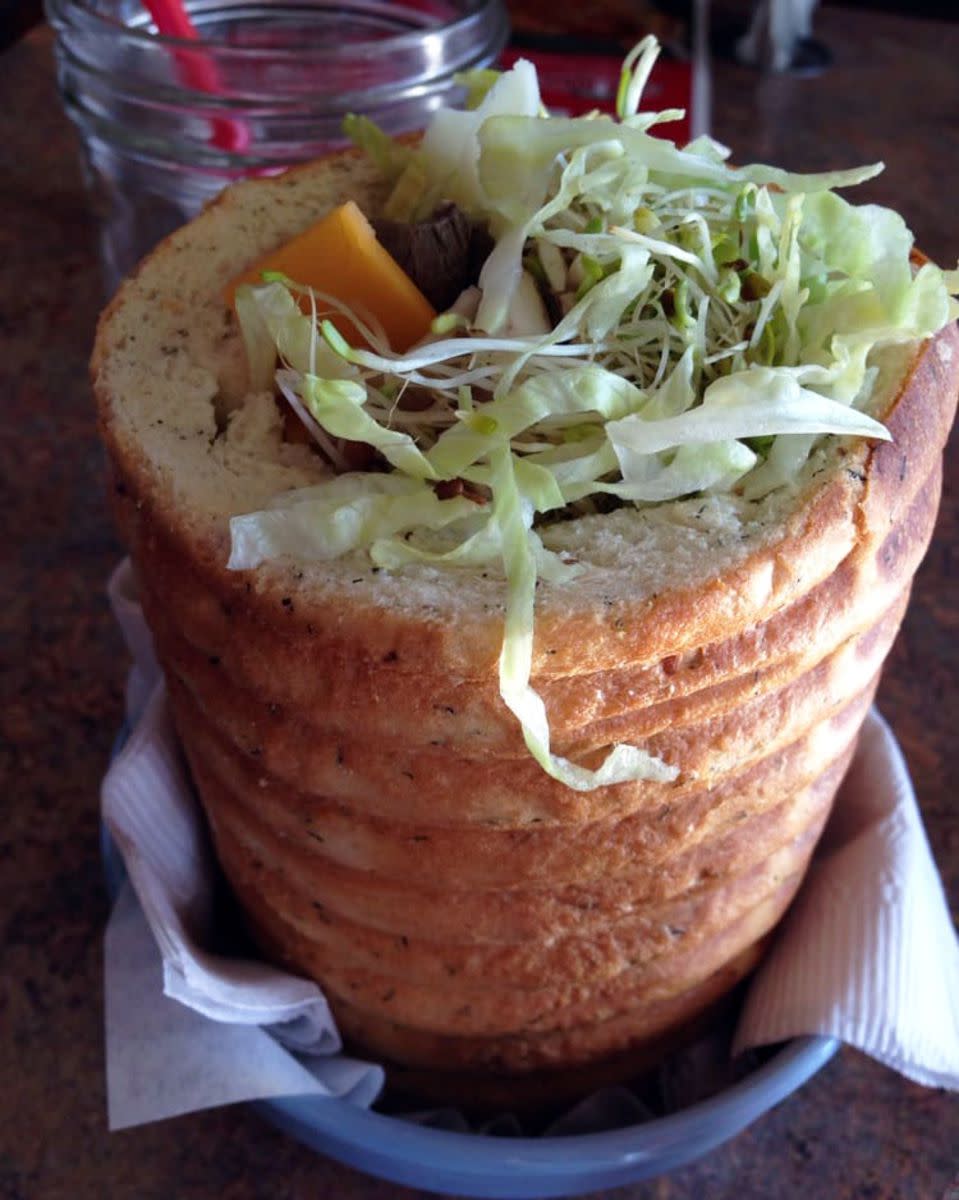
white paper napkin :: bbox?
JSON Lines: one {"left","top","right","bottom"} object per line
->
{"left": 733, "top": 711, "right": 959, "bottom": 1088}
{"left": 101, "top": 559, "right": 959, "bottom": 1130}
{"left": 102, "top": 561, "right": 384, "bottom": 1129}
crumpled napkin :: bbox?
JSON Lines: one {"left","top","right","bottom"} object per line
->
{"left": 103, "top": 562, "right": 384, "bottom": 1129}
{"left": 733, "top": 712, "right": 959, "bottom": 1088}
{"left": 101, "top": 559, "right": 959, "bottom": 1130}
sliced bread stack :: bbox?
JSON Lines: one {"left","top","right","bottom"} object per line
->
{"left": 91, "top": 150, "right": 959, "bottom": 1103}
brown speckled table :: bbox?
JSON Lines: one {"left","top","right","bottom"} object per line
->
{"left": 2, "top": 10, "right": 957, "bottom": 1199}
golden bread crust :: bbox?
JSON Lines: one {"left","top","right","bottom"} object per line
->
{"left": 330, "top": 940, "right": 767, "bottom": 1080}
{"left": 190, "top": 716, "right": 863, "bottom": 943}
{"left": 128, "top": 465, "right": 936, "bottom": 760}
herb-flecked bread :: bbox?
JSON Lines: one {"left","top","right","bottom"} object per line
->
{"left": 92, "top": 140, "right": 959, "bottom": 1102}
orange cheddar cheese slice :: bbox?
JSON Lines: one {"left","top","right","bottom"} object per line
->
{"left": 225, "top": 200, "right": 436, "bottom": 352}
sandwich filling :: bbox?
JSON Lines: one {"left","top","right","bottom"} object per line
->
{"left": 227, "top": 38, "right": 958, "bottom": 791}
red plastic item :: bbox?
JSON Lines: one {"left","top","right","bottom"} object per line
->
{"left": 140, "top": 0, "right": 250, "bottom": 152}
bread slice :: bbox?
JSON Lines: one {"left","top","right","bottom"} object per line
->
{"left": 92, "top": 147, "right": 959, "bottom": 1097}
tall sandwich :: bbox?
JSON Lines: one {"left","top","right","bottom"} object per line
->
{"left": 92, "top": 39, "right": 959, "bottom": 1105}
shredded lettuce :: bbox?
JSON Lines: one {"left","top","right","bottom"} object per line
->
{"left": 340, "top": 114, "right": 414, "bottom": 180}
{"left": 409, "top": 60, "right": 541, "bottom": 222}
{"left": 488, "top": 443, "right": 677, "bottom": 789}
{"left": 229, "top": 475, "right": 478, "bottom": 568}
{"left": 607, "top": 367, "right": 889, "bottom": 462}
{"left": 454, "top": 68, "right": 503, "bottom": 111}
{"left": 295, "top": 374, "right": 437, "bottom": 480}
{"left": 228, "top": 37, "right": 958, "bottom": 793}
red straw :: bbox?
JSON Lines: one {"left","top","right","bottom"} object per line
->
{"left": 141, "top": 0, "right": 250, "bottom": 152}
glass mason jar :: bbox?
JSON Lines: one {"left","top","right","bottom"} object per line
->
{"left": 46, "top": 0, "right": 509, "bottom": 294}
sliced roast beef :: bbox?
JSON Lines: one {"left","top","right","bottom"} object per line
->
{"left": 372, "top": 203, "right": 493, "bottom": 312}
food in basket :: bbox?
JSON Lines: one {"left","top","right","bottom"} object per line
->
{"left": 91, "top": 38, "right": 959, "bottom": 1104}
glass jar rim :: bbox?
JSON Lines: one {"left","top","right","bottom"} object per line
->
{"left": 46, "top": 0, "right": 507, "bottom": 61}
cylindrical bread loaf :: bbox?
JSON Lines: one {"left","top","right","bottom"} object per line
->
{"left": 91, "top": 147, "right": 959, "bottom": 1099}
